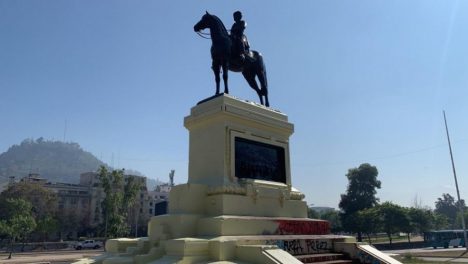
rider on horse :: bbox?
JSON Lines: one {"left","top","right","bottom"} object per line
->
{"left": 194, "top": 11, "right": 270, "bottom": 106}
{"left": 230, "top": 11, "right": 250, "bottom": 64}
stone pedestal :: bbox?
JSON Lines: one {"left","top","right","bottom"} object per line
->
{"left": 168, "top": 94, "right": 307, "bottom": 219}
{"left": 185, "top": 94, "right": 293, "bottom": 187}
{"left": 142, "top": 95, "right": 336, "bottom": 264}
{"left": 76, "top": 95, "right": 401, "bottom": 264}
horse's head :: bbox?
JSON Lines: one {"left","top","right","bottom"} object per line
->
{"left": 194, "top": 11, "right": 212, "bottom": 32}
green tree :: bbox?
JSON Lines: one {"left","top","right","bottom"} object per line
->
{"left": 339, "top": 163, "right": 381, "bottom": 242}
{"left": 320, "top": 210, "right": 343, "bottom": 233}
{"left": 435, "top": 193, "right": 466, "bottom": 228}
{"left": 0, "top": 181, "right": 57, "bottom": 220}
{"left": 307, "top": 207, "right": 320, "bottom": 219}
{"left": 433, "top": 213, "right": 450, "bottom": 230}
{"left": 36, "top": 215, "right": 58, "bottom": 248}
{"left": 377, "top": 202, "right": 410, "bottom": 244}
{"left": 357, "top": 207, "right": 381, "bottom": 244}
{"left": 99, "top": 166, "right": 140, "bottom": 239}
{"left": 455, "top": 210, "right": 468, "bottom": 230}
{"left": 57, "top": 209, "right": 79, "bottom": 240}
{"left": 408, "top": 207, "right": 433, "bottom": 235}
{"left": 0, "top": 181, "right": 59, "bottom": 243}
{"left": 0, "top": 198, "right": 36, "bottom": 259}
{"left": 401, "top": 207, "right": 414, "bottom": 243}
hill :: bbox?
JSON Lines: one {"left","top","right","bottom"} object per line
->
{"left": 0, "top": 138, "right": 107, "bottom": 185}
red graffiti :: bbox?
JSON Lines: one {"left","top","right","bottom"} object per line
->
{"left": 275, "top": 220, "right": 330, "bottom": 235}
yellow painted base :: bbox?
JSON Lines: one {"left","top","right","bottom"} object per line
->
{"left": 74, "top": 95, "right": 400, "bottom": 264}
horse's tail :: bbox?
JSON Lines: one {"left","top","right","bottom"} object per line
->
{"left": 253, "top": 51, "right": 268, "bottom": 96}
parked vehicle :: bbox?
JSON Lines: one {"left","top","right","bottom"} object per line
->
{"left": 424, "top": 230, "right": 466, "bottom": 249}
{"left": 75, "top": 240, "right": 102, "bottom": 250}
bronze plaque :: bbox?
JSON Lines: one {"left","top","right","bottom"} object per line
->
{"left": 235, "top": 137, "right": 286, "bottom": 183}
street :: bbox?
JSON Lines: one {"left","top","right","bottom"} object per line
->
{"left": 0, "top": 249, "right": 104, "bottom": 264}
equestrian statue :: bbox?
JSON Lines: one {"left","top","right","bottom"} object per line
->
{"left": 194, "top": 11, "right": 270, "bottom": 107}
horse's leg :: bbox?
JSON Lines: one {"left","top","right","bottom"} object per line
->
{"left": 222, "top": 60, "right": 229, "bottom": 94}
{"left": 242, "top": 70, "right": 263, "bottom": 105}
{"left": 257, "top": 70, "right": 269, "bottom": 107}
{"left": 255, "top": 54, "right": 269, "bottom": 107}
{"left": 212, "top": 60, "right": 221, "bottom": 94}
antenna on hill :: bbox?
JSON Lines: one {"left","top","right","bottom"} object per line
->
{"left": 443, "top": 110, "right": 468, "bottom": 251}
{"left": 29, "top": 159, "right": 33, "bottom": 175}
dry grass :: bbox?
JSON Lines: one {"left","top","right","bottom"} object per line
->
{"left": 411, "top": 250, "right": 468, "bottom": 259}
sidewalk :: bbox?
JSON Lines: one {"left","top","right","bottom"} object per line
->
{"left": 0, "top": 249, "right": 103, "bottom": 264}
{"left": 384, "top": 247, "right": 468, "bottom": 263}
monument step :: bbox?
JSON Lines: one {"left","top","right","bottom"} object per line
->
{"left": 198, "top": 215, "right": 330, "bottom": 236}
{"left": 211, "top": 234, "right": 352, "bottom": 257}
{"left": 308, "top": 260, "right": 354, "bottom": 264}
{"left": 164, "top": 238, "right": 209, "bottom": 257}
{"left": 296, "top": 253, "right": 347, "bottom": 263}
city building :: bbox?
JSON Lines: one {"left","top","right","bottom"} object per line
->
{"left": 11, "top": 170, "right": 175, "bottom": 237}
{"left": 79, "top": 171, "right": 152, "bottom": 229}
{"left": 20, "top": 173, "right": 91, "bottom": 221}
{"left": 14, "top": 172, "right": 155, "bottom": 231}
{"left": 45, "top": 181, "right": 91, "bottom": 225}
{"left": 148, "top": 170, "right": 174, "bottom": 216}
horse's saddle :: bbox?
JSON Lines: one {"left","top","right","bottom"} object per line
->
{"left": 230, "top": 51, "right": 255, "bottom": 72}
{"left": 230, "top": 34, "right": 254, "bottom": 71}
{"left": 230, "top": 35, "right": 249, "bottom": 54}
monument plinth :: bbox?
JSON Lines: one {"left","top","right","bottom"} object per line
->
{"left": 77, "top": 95, "right": 401, "bottom": 264}
{"left": 169, "top": 94, "right": 306, "bottom": 219}
{"left": 185, "top": 94, "right": 292, "bottom": 186}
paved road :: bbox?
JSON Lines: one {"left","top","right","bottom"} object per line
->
{"left": 0, "top": 249, "right": 104, "bottom": 264}
{"left": 3, "top": 247, "right": 468, "bottom": 263}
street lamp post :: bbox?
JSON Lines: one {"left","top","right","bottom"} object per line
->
{"left": 443, "top": 111, "right": 468, "bottom": 250}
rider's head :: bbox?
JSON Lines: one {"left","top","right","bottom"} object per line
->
{"left": 233, "top": 11, "right": 242, "bottom": 22}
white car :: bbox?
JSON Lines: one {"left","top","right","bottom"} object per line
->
{"left": 75, "top": 240, "right": 102, "bottom": 250}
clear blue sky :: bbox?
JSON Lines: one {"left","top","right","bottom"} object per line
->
{"left": 1, "top": 1, "right": 468, "bottom": 209}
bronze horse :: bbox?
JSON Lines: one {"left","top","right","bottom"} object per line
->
{"left": 194, "top": 12, "right": 269, "bottom": 107}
